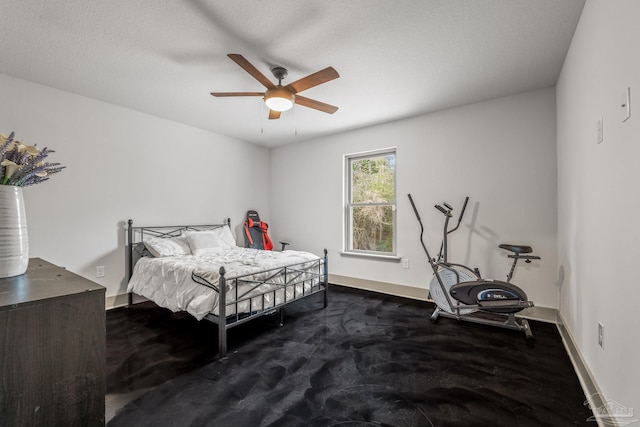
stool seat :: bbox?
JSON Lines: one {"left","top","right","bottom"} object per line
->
{"left": 499, "top": 244, "right": 533, "bottom": 255}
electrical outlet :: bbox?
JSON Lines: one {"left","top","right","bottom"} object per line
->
{"left": 401, "top": 258, "right": 410, "bottom": 269}
{"left": 96, "top": 266, "right": 105, "bottom": 278}
{"left": 598, "top": 322, "right": 604, "bottom": 348}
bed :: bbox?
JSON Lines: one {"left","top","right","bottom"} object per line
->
{"left": 126, "top": 219, "right": 328, "bottom": 358}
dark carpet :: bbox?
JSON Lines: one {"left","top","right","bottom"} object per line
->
{"left": 106, "top": 285, "right": 593, "bottom": 427}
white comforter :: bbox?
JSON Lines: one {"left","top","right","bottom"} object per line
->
{"left": 127, "top": 247, "right": 322, "bottom": 320}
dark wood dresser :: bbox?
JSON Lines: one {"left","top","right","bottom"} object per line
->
{"left": 0, "top": 258, "right": 106, "bottom": 426}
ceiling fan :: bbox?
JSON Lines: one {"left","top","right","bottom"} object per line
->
{"left": 211, "top": 53, "right": 339, "bottom": 120}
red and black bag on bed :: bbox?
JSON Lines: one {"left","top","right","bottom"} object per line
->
{"left": 243, "top": 210, "right": 274, "bottom": 250}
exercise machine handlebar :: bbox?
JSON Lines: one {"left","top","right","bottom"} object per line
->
{"left": 458, "top": 197, "right": 469, "bottom": 225}
{"left": 408, "top": 194, "right": 435, "bottom": 263}
{"left": 435, "top": 204, "right": 451, "bottom": 216}
{"left": 433, "top": 197, "right": 470, "bottom": 235}
{"left": 408, "top": 193, "right": 421, "bottom": 221}
{"left": 448, "top": 196, "right": 469, "bottom": 234}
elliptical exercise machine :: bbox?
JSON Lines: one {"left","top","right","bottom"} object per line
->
{"left": 407, "top": 194, "right": 540, "bottom": 339}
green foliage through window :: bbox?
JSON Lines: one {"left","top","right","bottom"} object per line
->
{"left": 347, "top": 151, "right": 396, "bottom": 254}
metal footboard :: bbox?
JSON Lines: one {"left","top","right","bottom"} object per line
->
{"left": 205, "top": 249, "right": 328, "bottom": 358}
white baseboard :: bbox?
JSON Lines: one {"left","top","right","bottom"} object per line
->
{"left": 106, "top": 294, "right": 127, "bottom": 310}
{"left": 557, "top": 313, "right": 610, "bottom": 427}
{"left": 105, "top": 293, "right": 148, "bottom": 310}
{"left": 329, "top": 274, "right": 429, "bottom": 301}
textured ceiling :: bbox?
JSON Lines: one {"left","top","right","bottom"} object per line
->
{"left": 0, "top": 0, "right": 585, "bottom": 147}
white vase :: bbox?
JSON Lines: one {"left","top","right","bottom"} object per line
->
{"left": 0, "top": 185, "right": 29, "bottom": 278}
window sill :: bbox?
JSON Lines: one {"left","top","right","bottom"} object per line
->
{"left": 340, "top": 252, "right": 401, "bottom": 262}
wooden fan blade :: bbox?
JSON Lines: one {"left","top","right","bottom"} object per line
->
{"left": 285, "top": 67, "right": 339, "bottom": 94}
{"left": 268, "top": 110, "right": 281, "bottom": 120}
{"left": 210, "top": 92, "right": 264, "bottom": 97}
{"left": 295, "top": 95, "right": 339, "bottom": 114}
{"left": 227, "top": 53, "right": 276, "bottom": 90}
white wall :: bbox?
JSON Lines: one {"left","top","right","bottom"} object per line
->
{"left": 0, "top": 73, "right": 270, "bottom": 301}
{"left": 556, "top": 0, "right": 640, "bottom": 415}
{"left": 271, "top": 88, "right": 558, "bottom": 308}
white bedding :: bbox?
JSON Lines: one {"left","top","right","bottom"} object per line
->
{"left": 127, "top": 246, "right": 322, "bottom": 320}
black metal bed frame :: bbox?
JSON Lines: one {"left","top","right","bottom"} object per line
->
{"left": 126, "top": 219, "right": 329, "bottom": 358}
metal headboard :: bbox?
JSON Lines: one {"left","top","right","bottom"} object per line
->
{"left": 126, "top": 218, "right": 231, "bottom": 294}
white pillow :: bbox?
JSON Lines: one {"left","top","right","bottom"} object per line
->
{"left": 143, "top": 236, "right": 191, "bottom": 257}
{"left": 184, "top": 226, "right": 236, "bottom": 256}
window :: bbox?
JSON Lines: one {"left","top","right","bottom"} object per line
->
{"left": 345, "top": 148, "right": 396, "bottom": 256}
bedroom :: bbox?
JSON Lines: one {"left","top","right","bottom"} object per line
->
{"left": 0, "top": 0, "right": 638, "bottom": 426}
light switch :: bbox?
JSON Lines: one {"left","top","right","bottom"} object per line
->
{"left": 622, "top": 87, "right": 631, "bottom": 122}
{"left": 597, "top": 118, "right": 603, "bottom": 144}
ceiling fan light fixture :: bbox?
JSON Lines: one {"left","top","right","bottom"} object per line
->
{"left": 213, "top": 54, "right": 339, "bottom": 119}
{"left": 264, "top": 87, "right": 295, "bottom": 112}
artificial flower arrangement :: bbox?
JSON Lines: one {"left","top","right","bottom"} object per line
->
{"left": 0, "top": 131, "right": 65, "bottom": 186}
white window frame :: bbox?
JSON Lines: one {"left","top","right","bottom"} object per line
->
{"left": 344, "top": 147, "right": 397, "bottom": 259}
